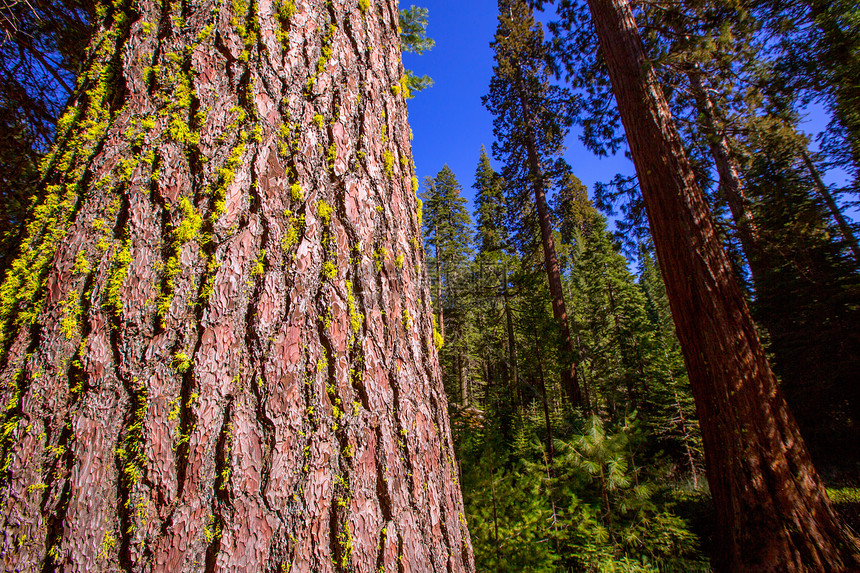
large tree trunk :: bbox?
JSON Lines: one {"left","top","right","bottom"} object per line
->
{"left": 585, "top": 0, "right": 860, "bottom": 570}
{"left": 0, "top": 1, "right": 474, "bottom": 571}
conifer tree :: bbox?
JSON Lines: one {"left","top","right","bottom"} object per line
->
{"left": 582, "top": 0, "right": 860, "bottom": 568}
{"left": 474, "top": 146, "right": 508, "bottom": 260}
{"left": 485, "top": 0, "right": 582, "bottom": 406}
{"left": 658, "top": 3, "right": 860, "bottom": 464}
{"left": 472, "top": 146, "right": 520, "bottom": 414}
{"left": 759, "top": 0, "right": 860, "bottom": 182}
{"left": 554, "top": 0, "right": 860, "bottom": 469}
{"left": 421, "top": 165, "right": 474, "bottom": 404}
{"left": 636, "top": 245, "right": 702, "bottom": 484}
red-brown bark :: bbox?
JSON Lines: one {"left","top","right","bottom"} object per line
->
{"left": 0, "top": 0, "right": 474, "bottom": 571}
{"left": 585, "top": 0, "right": 860, "bottom": 570}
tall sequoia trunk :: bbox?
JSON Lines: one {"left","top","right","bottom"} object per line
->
{"left": 585, "top": 0, "right": 860, "bottom": 570}
{"left": 0, "top": 1, "right": 474, "bottom": 571}
{"left": 511, "top": 64, "right": 581, "bottom": 408}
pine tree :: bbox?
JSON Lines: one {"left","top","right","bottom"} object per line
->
{"left": 760, "top": 0, "right": 860, "bottom": 182}
{"left": 474, "top": 146, "right": 508, "bottom": 260}
{"left": 583, "top": 0, "right": 860, "bottom": 568}
{"left": 470, "top": 147, "right": 524, "bottom": 425}
{"left": 554, "top": 0, "right": 860, "bottom": 471}
{"left": 637, "top": 245, "right": 702, "bottom": 485}
{"left": 421, "top": 165, "right": 474, "bottom": 404}
{"left": 485, "top": 0, "right": 582, "bottom": 406}
{"left": 0, "top": 1, "right": 474, "bottom": 570}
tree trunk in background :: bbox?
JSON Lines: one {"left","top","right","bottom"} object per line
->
{"left": 801, "top": 150, "right": 860, "bottom": 263}
{"left": 458, "top": 324, "right": 468, "bottom": 406}
{"left": 586, "top": 0, "right": 860, "bottom": 570}
{"left": 532, "top": 328, "right": 554, "bottom": 470}
{"left": 686, "top": 67, "right": 766, "bottom": 286}
{"left": 435, "top": 225, "right": 445, "bottom": 342}
{"left": 512, "top": 67, "right": 581, "bottom": 408}
{"left": 0, "top": 0, "right": 474, "bottom": 571}
{"left": 502, "top": 270, "right": 522, "bottom": 415}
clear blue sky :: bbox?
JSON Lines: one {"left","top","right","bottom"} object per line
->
{"left": 402, "top": 0, "right": 635, "bottom": 215}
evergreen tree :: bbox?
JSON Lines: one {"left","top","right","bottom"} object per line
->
{"left": 582, "top": 0, "right": 860, "bottom": 568}
{"left": 553, "top": 0, "right": 860, "bottom": 471}
{"left": 485, "top": 0, "right": 582, "bottom": 406}
{"left": 469, "top": 147, "right": 525, "bottom": 429}
{"left": 473, "top": 146, "right": 508, "bottom": 260}
{"left": 398, "top": 4, "right": 435, "bottom": 96}
{"left": 637, "top": 245, "right": 703, "bottom": 485}
{"left": 421, "top": 165, "right": 474, "bottom": 404}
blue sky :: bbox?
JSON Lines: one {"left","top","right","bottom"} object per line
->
{"left": 402, "top": 0, "right": 636, "bottom": 215}
{"left": 402, "top": 0, "right": 500, "bottom": 207}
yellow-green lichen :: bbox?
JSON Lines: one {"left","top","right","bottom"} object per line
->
{"left": 345, "top": 280, "right": 364, "bottom": 335}
{"left": 322, "top": 261, "right": 337, "bottom": 280}
{"left": 252, "top": 249, "right": 266, "bottom": 277}
{"left": 383, "top": 150, "right": 394, "bottom": 178}
{"left": 274, "top": 0, "right": 296, "bottom": 48}
{"left": 337, "top": 522, "right": 353, "bottom": 568}
{"left": 115, "top": 377, "right": 148, "bottom": 488}
{"left": 98, "top": 531, "right": 116, "bottom": 560}
{"left": 316, "top": 23, "right": 338, "bottom": 75}
{"left": 107, "top": 237, "right": 132, "bottom": 317}
{"left": 373, "top": 247, "right": 388, "bottom": 273}
{"left": 320, "top": 306, "right": 333, "bottom": 330}
{"left": 326, "top": 142, "right": 337, "bottom": 171}
{"left": 281, "top": 210, "right": 305, "bottom": 256}
{"left": 433, "top": 314, "right": 443, "bottom": 349}
{"left": 167, "top": 397, "right": 181, "bottom": 421}
{"left": 172, "top": 352, "right": 192, "bottom": 373}
{"left": 317, "top": 200, "right": 333, "bottom": 225}
{"left": 59, "top": 293, "right": 82, "bottom": 340}
{"left": 289, "top": 183, "right": 304, "bottom": 203}
{"left": 158, "top": 198, "right": 202, "bottom": 323}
